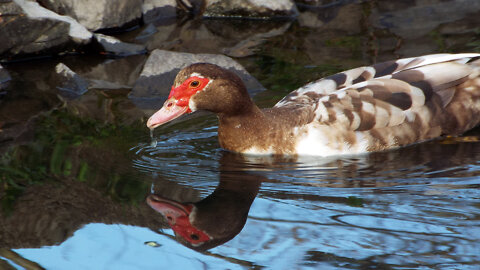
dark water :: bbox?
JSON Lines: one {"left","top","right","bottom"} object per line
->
{"left": 2, "top": 1, "right": 480, "bottom": 269}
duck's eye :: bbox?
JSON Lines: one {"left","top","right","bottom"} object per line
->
{"left": 189, "top": 80, "right": 200, "bottom": 88}
{"left": 190, "top": 234, "right": 199, "bottom": 240}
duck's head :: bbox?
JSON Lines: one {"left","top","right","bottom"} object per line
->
{"left": 146, "top": 63, "right": 251, "bottom": 129}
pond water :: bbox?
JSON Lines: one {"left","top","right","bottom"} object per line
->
{"left": 2, "top": 1, "right": 480, "bottom": 269}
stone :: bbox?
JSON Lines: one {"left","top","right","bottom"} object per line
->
{"left": 53, "top": 63, "right": 89, "bottom": 96}
{"left": 0, "top": 0, "right": 92, "bottom": 60}
{"left": 93, "top": 34, "right": 146, "bottom": 57}
{"left": 37, "top": 0, "right": 143, "bottom": 31}
{"left": 203, "top": 0, "right": 298, "bottom": 18}
{"left": 142, "top": 0, "right": 177, "bottom": 23}
{"left": 13, "top": 0, "right": 92, "bottom": 42}
{"left": 130, "top": 49, "right": 265, "bottom": 108}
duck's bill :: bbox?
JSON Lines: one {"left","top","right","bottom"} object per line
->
{"left": 146, "top": 194, "right": 192, "bottom": 219}
{"left": 146, "top": 98, "right": 188, "bottom": 129}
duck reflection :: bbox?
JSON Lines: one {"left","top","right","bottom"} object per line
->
{"left": 147, "top": 152, "right": 262, "bottom": 251}
{"left": 144, "top": 129, "right": 480, "bottom": 251}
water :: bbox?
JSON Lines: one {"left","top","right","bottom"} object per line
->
{"left": 2, "top": 0, "right": 480, "bottom": 269}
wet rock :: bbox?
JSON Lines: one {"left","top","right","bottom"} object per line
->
{"left": 0, "top": 64, "right": 11, "bottom": 89}
{"left": 130, "top": 49, "right": 265, "bottom": 108}
{"left": 93, "top": 33, "right": 146, "bottom": 57}
{"left": 142, "top": 0, "right": 178, "bottom": 23}
{"left": 37, "top": 0, "right": 143, "bottom": 32}
{"left": 53, "top": 63, "right": 89, "bottom": 96}
{"left": 0, "top": 0, "right": 92, "bottom": 60}
{"left": 203, "top": 0, "right": 298, "bottom": 19}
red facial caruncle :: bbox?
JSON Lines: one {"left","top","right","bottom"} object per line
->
{"left": 146, "top": 76, "right": 210, "bottom": 129}
{"left": 168, "top": 76, "right": 210, "bottom": 112}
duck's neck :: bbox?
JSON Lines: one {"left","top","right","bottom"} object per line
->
{"left": 217, "top": 103, "right": 271, "bottom": 153}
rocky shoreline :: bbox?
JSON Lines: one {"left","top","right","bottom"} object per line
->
{"left": 0, "top": 0, "right": 299, "bottom": 62}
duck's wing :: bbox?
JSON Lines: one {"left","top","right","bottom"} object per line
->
{"left": 274, "top": 53, "right": 480, "bottom": 132}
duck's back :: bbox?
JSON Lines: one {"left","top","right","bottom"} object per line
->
{"left": 272, "top": 54, "right": 480, "bottom": 156}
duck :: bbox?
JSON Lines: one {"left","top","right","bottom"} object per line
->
{"left": 147, "top": 53, "right": 480, "bottom": 156}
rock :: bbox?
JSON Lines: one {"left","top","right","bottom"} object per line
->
{"left": 37, "top": 0, "right": 143, "bottom": 32}
{"left": 130, "top": 49, "right": 265, "bottom": 108}
{"left": 0, "top": 0, "right": 92, "bottom": 60}
{"left": 93, "top": 33, "right": 146, "bottom": 57}
{"left": 53, "top": 63, "right": 89, "bottom": 96}
{"left": 203, "top": 0, "right": 298, "bottom": 18}
{"left": 0, "top": 64, "right": 11, "bottom": 89}
{"left": 142, "top": 0, "right": 177, "bottom": 23}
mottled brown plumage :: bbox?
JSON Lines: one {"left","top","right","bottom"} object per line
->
{"left": 147, "top": 54, "right": 480, "bottom": 156}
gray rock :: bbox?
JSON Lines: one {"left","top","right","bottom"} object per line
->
{"left": 142, "top": 0, "right": 177, "bottom": 23}
{"left": 53, "top": 63, "right": 89, "bottom": 96}
{"left": 13, "top": 0, "right": 92, "bottom": 42}
{"left": 204, "top": 0, "right": 298, "bottom": 18}
{"left": 0, "top": 0, "right": 92, "bottom": 60}
{"left": 37, "top": 0, "right": 143, "bottom": 31}
{"left": 94, "top": 34, "right": 146, "bottom": 57}
{"left": 130, "top": 49, "right": 265, "bottom": 108}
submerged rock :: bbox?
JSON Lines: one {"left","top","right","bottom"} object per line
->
{"left": 93, "top": 33, "right": 146, "bottom": 57}
{"left": 37, "top": 0, "right": 143, "bottom": 31}
{"left": 53, "top": 63, "right": 89, "bottom": 96}
{"left": 142, "top": 0, "right": 178, "bottom": 23}
{"left": 130, "top": 49, "right": 265, "bottom": 108}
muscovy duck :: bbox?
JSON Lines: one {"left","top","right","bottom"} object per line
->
{"left": 147, "top": 54, "right": 480, "bottom": 156}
